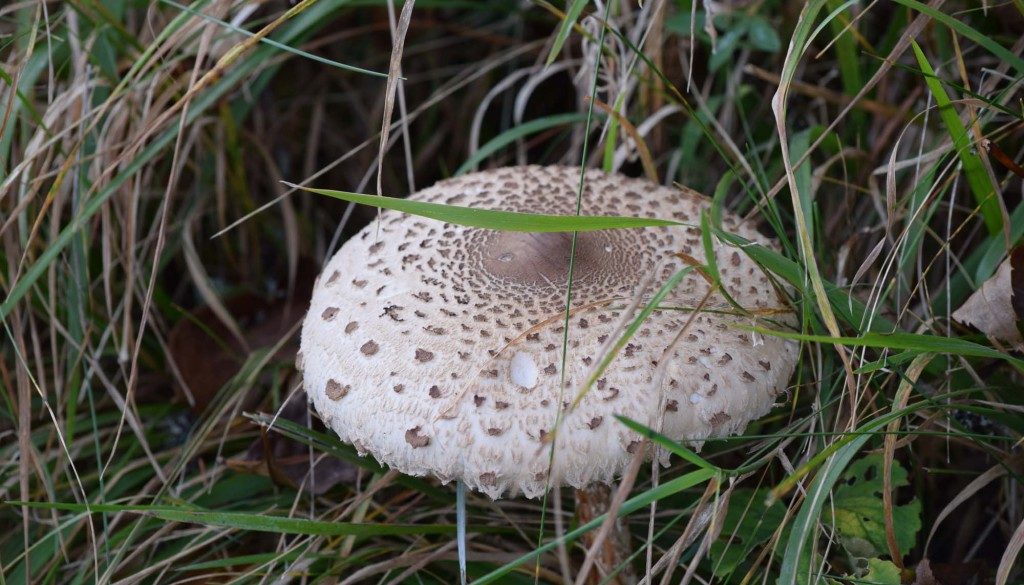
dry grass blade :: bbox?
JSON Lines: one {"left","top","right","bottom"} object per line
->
{"left": 770, "top": 0, "right": 857, "bottom": 402}
{"left": 998, "top": 516, "right": 1024, "bottom": 585}
{"left": 882, "top": 353, "right": 934, "bottom": 568}
{"left": 376, "top": 0, "right": 416, "bottom": 198}
{"left": 925, "top": 455, "right": 1023, "bottom": 554}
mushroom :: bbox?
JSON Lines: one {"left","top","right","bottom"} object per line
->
{"left": 299, "top": 165, "right": 798, "bottom": 581}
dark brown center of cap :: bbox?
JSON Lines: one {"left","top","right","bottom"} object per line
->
{"left": 479, "top": 231, "right": 635, "bottom": 287}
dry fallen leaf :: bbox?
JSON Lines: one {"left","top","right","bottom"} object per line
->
{"left": 167, "top": 259, "right": 317, "bottom": 412}
{"left": 952, "top": 246, "right": 1023, "bottom": 352}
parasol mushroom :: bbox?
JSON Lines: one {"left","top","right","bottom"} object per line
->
{"left": 298, "top": 165, "right": 798, "bottom": 582}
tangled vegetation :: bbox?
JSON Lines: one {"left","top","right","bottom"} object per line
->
{"left": 1, "top": 1, "right": 1022, "bottom": 583}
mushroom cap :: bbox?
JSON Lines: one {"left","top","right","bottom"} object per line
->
{"left": 299, "top": 165, "right": 797, "bottom": 499}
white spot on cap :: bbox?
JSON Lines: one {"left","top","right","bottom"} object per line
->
{"left": 751, "top": 329, "right": 764, "bottom": 347}
{"left": 510, "top": 351, "right": 538, "bottom": 389}
{"left": 499, "top": 252, "right": 514, "bottom": 262}
{"left": 689, "top": 394, "right": 702, "bottom": 404}
{"left": 698, "top": 356, "right": 712, "bottom": 368}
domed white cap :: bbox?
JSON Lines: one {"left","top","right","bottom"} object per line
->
{"left": 299, "top": 165, "right": 797, "bottom": 499}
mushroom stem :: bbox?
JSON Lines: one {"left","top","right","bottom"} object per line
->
{"left": 457, "top": 480, "right": 467, "bottom": 585}
{"left": 574, "top": 484, "right": 636, "bottom": 584}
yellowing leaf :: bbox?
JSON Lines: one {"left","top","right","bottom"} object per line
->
{"left": 863, "top": 558, "right": 902, "bottom": 584}
{"left": 825, "top": 455, "right": 921, "bottom": 558}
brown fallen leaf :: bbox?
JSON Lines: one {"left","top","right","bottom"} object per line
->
{"left": 166, "top": 258, "right": 316, "bottom": 413}
{"left": 952, "top": 246, "right": 1023, "bottom": 352}
{"left": 227, "top": 390, "right": 357, "bottom": 495}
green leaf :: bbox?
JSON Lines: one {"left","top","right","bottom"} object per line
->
{"left": 709, "top": 27, "right": 744, "bottom": 72}
{"left": 664, "top": 11, "right": 707, "bottom": 38}
{"left": 288, "top": 183, "right": 681, "bottom": 232}
{"left": 709, "top": 488, "right": 786, "bottom": 577}
{"left": 825, "top": 455, "right": 922, "bottom": 557}
{"left": 910, "top": 41, "right": 1002, "bottom": 235}
{"left": 746, "top": 15, "right": 781, "bottom": 52}
{"left": 862, "top": 558, "right": 903, "bottom": 584}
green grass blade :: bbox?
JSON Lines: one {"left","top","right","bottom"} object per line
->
{"left": 473, "top": 467, "right": 717, "bottom": 584}
{"left": 777, "top": 426, "right": 876, "bottom": 584}
{"left": 288, "top": 183, "right": 681, "bottom": 232}
{"left": 750, "top": 328, "right": 1024, "bottom": 369}
{"left": 456, "top": 112, "right": 591, "bottom": 175}
{"left": 6, "top": 501, "right": 456, "bottom": 537}
{"left": 713, "top": 230, "right": 897, "bottom": 333}
{"left": 160, "top": 0, "right": 389, "bottom": 78}
{"left": 614, "top": 416, "right": 718, "bottom": 471}
{"left": 894, "top": 0, "right": 1024, "bottom": 76}
{"left": 825, "top": 0, "right": 866, "bottom": 134}
{"left": 545, "top": 0, "right": 589, "bottom": 65}
{"left": 910, "top": 41, "right": 1002, "bottom": 235}
{"left": 178, "top": 550, "right": 306, "bottom": 571}
{"left": 572, "top": 266, "right": 695, "bottom": 407}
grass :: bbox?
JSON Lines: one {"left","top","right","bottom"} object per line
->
{"left": 2, "top": 1, "right": 1023, "bottom": 583}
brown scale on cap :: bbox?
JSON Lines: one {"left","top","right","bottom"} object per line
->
{"left": 300, "top": 165, "right": 798, "bottom": 499}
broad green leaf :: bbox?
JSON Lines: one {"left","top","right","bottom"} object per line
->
{"left": 746, "top": 15, "right": 781, "bottom": 52}
{"left": 664, "top": 11, "right": 707, "bottom": 38}
{"left": 910, "top": 41, "right": 1002, "bottom": 235}
{"left": 862, "top": 558, "right": 903, "bottom": 584}
{"left": 289, "top": 183, "right": 681, "bottom": 232}
{"left": 709, "top": 488, "right": 786, "bottom": 578}
{"left": 709, "top": 27, "right": 744, "bottom": 72}
{"left": 825, "top": 455, "right": 921, "bottom": 557}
